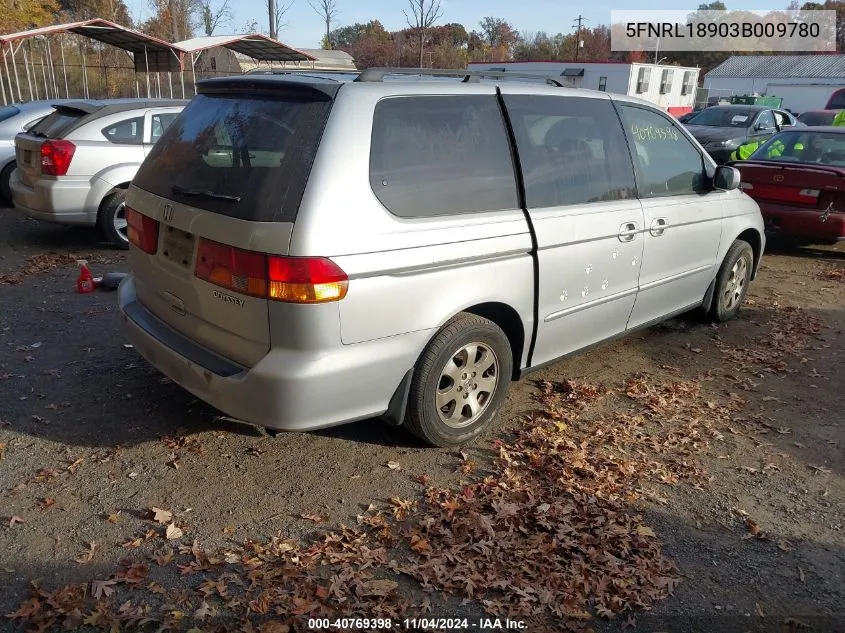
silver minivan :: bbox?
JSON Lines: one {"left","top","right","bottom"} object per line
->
{"left": 118, "top": 70, "right": 765, "bottom": 447}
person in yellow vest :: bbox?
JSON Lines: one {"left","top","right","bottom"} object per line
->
{"left": 833, "top": 109, "right": 845, "bottom": 126}
{"left": 729, "top": 137, "right": 788, "bottom": 161}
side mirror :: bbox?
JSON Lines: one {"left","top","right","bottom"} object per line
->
{"left": 714, "top": 165, "right": 741, "bottom": 191}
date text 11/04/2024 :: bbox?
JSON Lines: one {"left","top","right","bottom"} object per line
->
{"left": 307, "top": 618, "right": 527, "bottom": 630}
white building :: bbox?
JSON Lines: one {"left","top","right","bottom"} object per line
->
{"left": 703, "top": 55, "right": 845, "bottom": 113}
{"left": 466, "top": 61, "right": 700, "bottom": 115}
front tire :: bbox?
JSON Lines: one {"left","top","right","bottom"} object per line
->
{"left": 97, "top": 190, "right": 129, "bottom": 249}
{"left": 710, "top": 239, "right": 754, "bottom": 322}
{"left": 404, "top": 313, "right": 513, "bottom": 447}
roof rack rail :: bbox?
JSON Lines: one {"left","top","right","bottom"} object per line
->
{"left": 354, "top": 67, "right": 564, "bottom": 87}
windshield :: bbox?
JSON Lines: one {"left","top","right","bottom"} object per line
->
{"left": 798, "top": 111, "right": 837, "bottom": 126}
{"left": 750, "top": 130, "right": 845, "bottom": 165}
{"left": 133, "top": 93, "right": 333, "bottom": 222}
{"left": 688, "top": 108, "right": 755, "bottom": 128}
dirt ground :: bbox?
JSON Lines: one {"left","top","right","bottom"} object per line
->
{"left": 0, "top": 206, "right": 843, "bottom": 633}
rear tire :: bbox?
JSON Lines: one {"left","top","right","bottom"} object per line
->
{"left": 0, "top": 161, "right": 16, "bottom": 206}
{"left": 98, "top": 190, "right": 129, "bottom": 249}
{"left": 710, "top": 239, "right": 754, "bottom": 322}
{"left": 404, "top": 313, "right": 512, "bottom": 448}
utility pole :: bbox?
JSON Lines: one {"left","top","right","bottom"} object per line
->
{"left": 573, "top": 14, "right": 586, "bottom": 62}
{"left": 269, "top": 0, "right": 277, "bottom": 39}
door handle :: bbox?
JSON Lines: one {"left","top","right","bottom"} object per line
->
{"left": 618, "top": 222, "right": 638, "bottom": 242}
{"left": 650, "top": 217, "right": 668, "bottom": 237}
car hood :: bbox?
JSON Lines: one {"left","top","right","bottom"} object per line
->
{"left": 685, "top": 125, "right": 749, "bottom": 144}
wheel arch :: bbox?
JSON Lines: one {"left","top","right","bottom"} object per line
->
{"left": 736, "top": 227, "right": 763, "bottom": 280}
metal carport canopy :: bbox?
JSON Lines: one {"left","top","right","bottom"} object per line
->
{"left": 0, "top": 19, "right": 185, "bottom": 72}
{"left": 175, "top": 34, "right": 318, "bottom": 63}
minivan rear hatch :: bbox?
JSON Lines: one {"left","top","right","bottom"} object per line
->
{"left": 129, "top": 78, "right": 338, "bottom": 367}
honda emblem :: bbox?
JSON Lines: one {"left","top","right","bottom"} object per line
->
{"left": 773, "top": 175, "right": 784, "bottom": 183}
{"left": 162, "top": 204, "right": 174, "bottom": 223}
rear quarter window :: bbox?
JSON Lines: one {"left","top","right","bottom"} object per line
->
{"left": 102, "top": 116, "right": 144, "bottom": 144}
{"left": 369, "top": 95, "right": 519, "bottom": 218}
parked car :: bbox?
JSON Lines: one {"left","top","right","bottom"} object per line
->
{"left": 10, "top": 98, "right": 186, "bottom": 247}
{"left": 729, "top": 126, "right": 845, "bottom": 243}
{"left": 685, "top": 104, "right": 800, "bottom": 163}
{"left": 797, "top": 109, "right": 841, "bottom": 127}
{"left": 0, "top": 100, "right": 75, "bottom": 204}
{"left": 676, "top": 111, "right": 700, "bottom": 124}
{"left": 118, "top": 70, "right": 765, "bottom": 447}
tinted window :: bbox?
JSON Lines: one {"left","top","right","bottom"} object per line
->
{"left": 29, "top": 107, "right": 86, "bottom": 139}
{"left": 688, "top": 107, "right": 755, "bottom": 128}
{"left": 369, "top": 96, "right": 518, "bottom": 218}
{"left": 755, "top": 111, "right": 776, "bottom": 130}
{"left": 102, "top": 117, "right": 144, "bottom": 144}
{"left": 828, "top": 90, "right": 845, "bottom": 109}
{"left": 798, "top": 111, "right": 837, "bottom": 126}
{"left": 133, "top": 93, "right": 333, "bottom": 222}
{"left": 0, "top": 106, "right": 21, "bottom": 123}
{"left": 151, "top": 112, "right": 179, "bottom": 143}
{"left": 618, "top": 104, "right": 705, "bottom": 198}
{"left": 751, "top": 131, "right": 845, "bottom": 165}
{"left": 504, "top": 95, "right": 636, "bottom": 208}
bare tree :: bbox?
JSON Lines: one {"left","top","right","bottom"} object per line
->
{"left": 404, "top": 0, "right": 442, "bottom": 67}
{"left": 308, "top": 0, "right": 338, "bottom": 49}
{"left": 266, "top": 0, "right": 294, "bottom": 38}
{"left": 200, "top": 0, "right": 232, "bottom": 35}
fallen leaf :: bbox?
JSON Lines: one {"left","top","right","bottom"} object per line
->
{"left": 193, "top": 601, "right": 213, "bottom": 621}
{"left": 222, "top": 525, "right": 235, "bottom": 536}
{"left": 65, "top": 458, "right": 84, "bottom": 474}
{"left": 8, "top": 516, "right": 24, "bottom": 527}
{"left": 75, "top": 541, "right": 97, "bottom": 565}
{"left": 359, "top": 579, "right": 398, "bottom": 597}
{"left": 299, "top": 513, "right": 325, "bottom": 523}
{"left": 90, "top": 579, "right": 116, "bottom": 599}
{"left": 810, "top": 465, "right": 832, "bottom": 474}
{"left": 106, "top": 511, "right": 121, "bottom": 524}
{"left": 797, "top": 566, "right": 805, "bottom": 582}
{"left": 778, "top": 540, "right": 793, "bottom": 552}
{"left": 165, "top": 523, "right": 183, "bottom": 540}
{"left": 39, "top": 497, "right": 55, "bottom": 510}
{"left": 386, "top": 461, "right": 401, "bottom": 470}
{"left": 150, "top": 507, "right": 173, "bottom": 524}
{"left": 745, "top": 518, "right": 761, "bottom": 537}
{"left": 756, "top": 603, "right": 765, "bottom": 617}
{"left": 152, "top": 551, "right": 174, "bottom": 566}
{"left": 636, "top": 525, "right": 656, "bottom": 538}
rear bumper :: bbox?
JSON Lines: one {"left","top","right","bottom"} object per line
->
{"left": 759, "top": 201, "right": 845, "bottom": 242}
{"left": 10, "top": 171, "right": 97, "bottom": 226}
{"left": 118, "top": 274, "right": 430, "bottom": 432}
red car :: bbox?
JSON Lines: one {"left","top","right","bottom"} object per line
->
{"left": 729, "top": 126, "right": 845, "bottom": 243}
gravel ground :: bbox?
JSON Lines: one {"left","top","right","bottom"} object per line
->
{"left": 0, "top": 207, "right": 843, "bottom": 633}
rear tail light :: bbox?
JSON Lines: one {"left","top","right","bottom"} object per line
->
{"left": 40, "top": 140, "right": 75, "bottom": 176}
{"left": 268, "top": 256, "right": 348, "bottom": 303}
{"left": 126, "top": 207, "right": 159, "bottom": 254}
{"left": 195, "top": 238, "right": 348, "bottom": 304}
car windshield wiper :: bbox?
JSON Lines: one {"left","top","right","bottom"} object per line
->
{"left": 171, "top": 184, "right": 241, "bottom": 203}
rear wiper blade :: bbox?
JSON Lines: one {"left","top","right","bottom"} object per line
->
{"left": 171, "top": 184, "right": 241, "bottom": 203}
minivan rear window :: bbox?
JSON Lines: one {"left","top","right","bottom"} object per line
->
{"left": 133, "top": 93, "right": 332, "bottom": 222}
{"left": 28, "top": 107, "right": 88, "bottom": 139}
